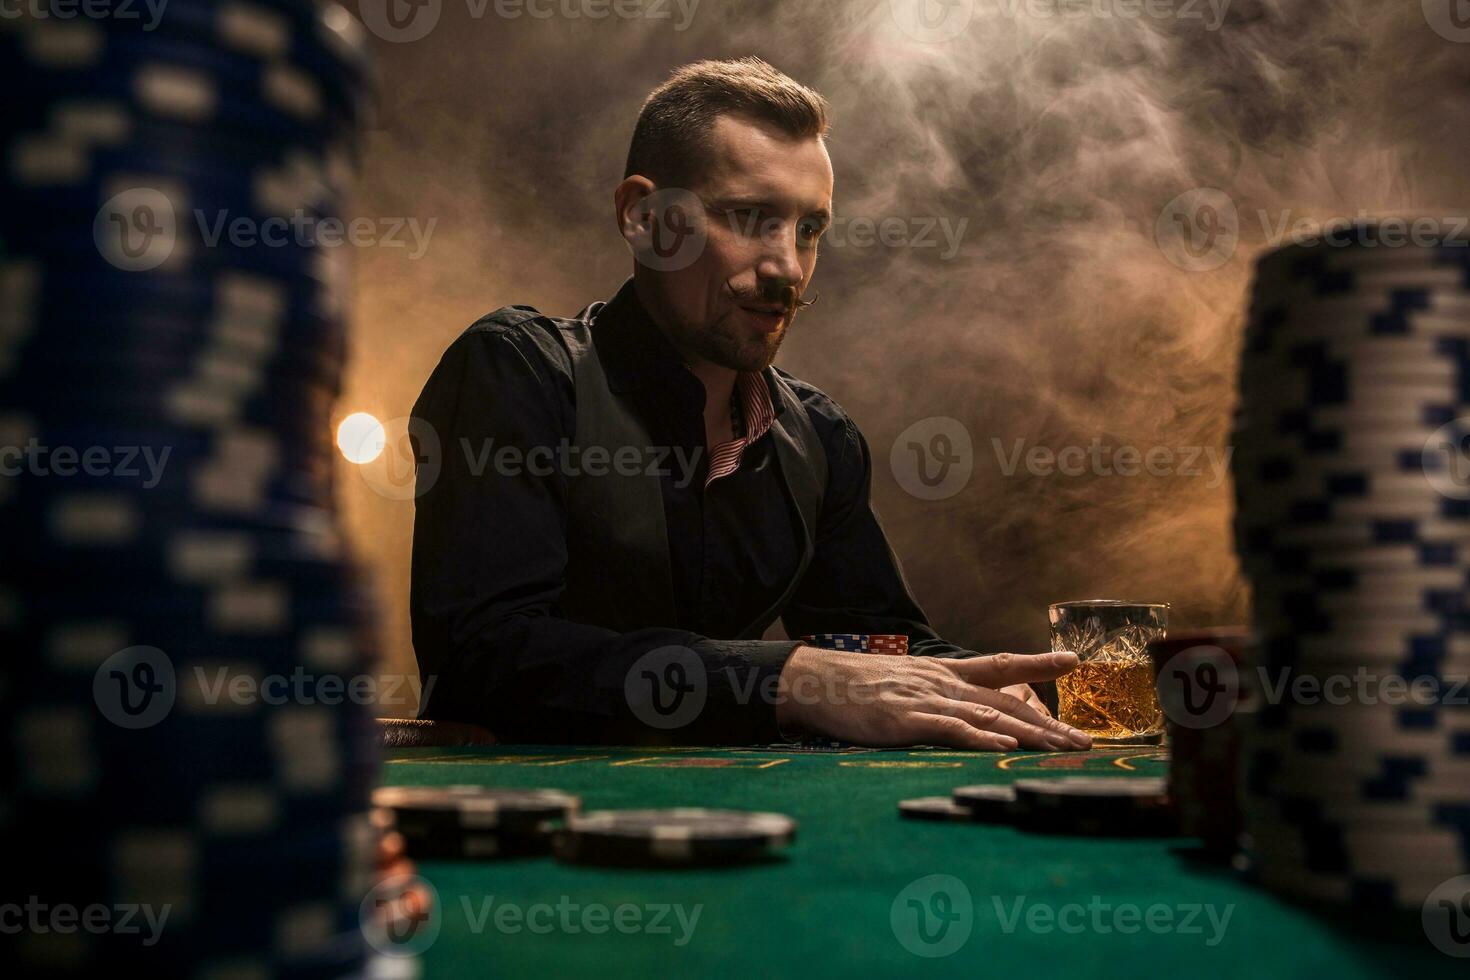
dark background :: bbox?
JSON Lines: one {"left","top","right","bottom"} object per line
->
{"left": 333, "top": 0, "right": 1470, "bottom": 709}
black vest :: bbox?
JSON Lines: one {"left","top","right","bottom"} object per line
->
{"left": 554, "top": 307, "right": 828, "bottom": 640}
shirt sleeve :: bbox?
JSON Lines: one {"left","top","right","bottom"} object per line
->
{"left": 779, "top": 411, "right": 976, "bottom": 659}
{"left": 408, "top": 324, "right": 798, "bottom": 744}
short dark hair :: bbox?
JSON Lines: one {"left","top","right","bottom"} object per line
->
{"left": 624, "top": 57, "right": 829, "bottom": 187}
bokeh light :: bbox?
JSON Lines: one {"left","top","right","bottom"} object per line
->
{"left": 337, "top": 412, "right": 386, "bottom": 464}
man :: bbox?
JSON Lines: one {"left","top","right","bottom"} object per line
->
{"left": 410, "top": 57, "right": 1090, "bottom": 751}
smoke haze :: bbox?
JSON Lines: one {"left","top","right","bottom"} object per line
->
{"left": 337, "top": 0, "right": 1470, "bottom": 706}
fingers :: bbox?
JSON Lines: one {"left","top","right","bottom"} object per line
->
{"left": 1009, "top": 683, "right": 1055, "bottom": 720}
{"left": 950, "top": 651, "right": 1080, "bottom": 688}
{"left": 1008, "top": 683, "right": 1052, "bottom": 718}
{"left": 1002, "top": 689, "right": 1089, "bottom": 748}
{"left": 911, "top": 713, "right": 1020, "bottom": 752}
{"left": 935, "top": 698, "right": 1076, "bottom": 751}
{"left": 946, "top": 679, "right": 1090, "bottom": 748}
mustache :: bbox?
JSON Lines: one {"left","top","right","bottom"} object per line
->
{"left": 732, "top": 283, "right": 819, "bottom": 313}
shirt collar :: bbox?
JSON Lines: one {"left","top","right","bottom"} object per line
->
{"left": 588, "top": 278, "right": 786, "bottom": 418}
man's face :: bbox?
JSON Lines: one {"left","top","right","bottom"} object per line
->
{"left": 642, "top": 113, "right": 834, "bottom": 374}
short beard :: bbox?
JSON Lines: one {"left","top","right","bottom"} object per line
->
{"left": 668, "top": 311, "right": 789, "bottom": 373}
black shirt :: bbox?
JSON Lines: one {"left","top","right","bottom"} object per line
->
{"left": 409, "top": 279, "right": 972, "bottom": 743}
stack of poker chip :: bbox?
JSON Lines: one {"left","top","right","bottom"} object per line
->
{"left": 0, "top": 2, "right": 382, "bottom": 974}
{"left": 553, "top": 808, "right": 798, "bottom": 867}
{"left": 1146, "top": 629, "right": 1250, "bottom": 857}
{"left": 373, "top": 786, "right": 580, "bottom": 861}
{"left": 1008, "top": 777, "right": 1175, "bottom": 837}
{"left": 899, "top": 777, "right": 1176, "bottom": 837}
{"left": 370, "top": 786, "right": 798, "bottom": 869}
{"left": 900, "top": 785, "right": 1021, "bottom": 824}
{"left": 1230, "top": 226, "right": 1470, "bottom": 912}
{"left": 800, "top": 633, "right": 909, "bottom": 654}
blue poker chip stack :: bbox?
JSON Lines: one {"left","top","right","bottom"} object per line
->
{"left": 0, "top": 2, "right": 384, "bottom": 975}
{"left": 1231, "top": 226, "right": 1470, "bottom": 912}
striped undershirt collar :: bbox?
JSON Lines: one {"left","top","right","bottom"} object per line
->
{"left": 704, "top": 371, "right": 776, "bottom": 489}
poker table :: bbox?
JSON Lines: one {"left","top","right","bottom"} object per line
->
{"left": 380, "top": 744, "right": 1456, "bottom": 977}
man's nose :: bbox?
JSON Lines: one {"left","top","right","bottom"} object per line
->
{"left": 753, "top": 224, "right": 805, "bottom": 291}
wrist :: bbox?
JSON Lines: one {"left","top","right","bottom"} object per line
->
{"left": 775, "top": 644, "right": 819, "bottom": 735}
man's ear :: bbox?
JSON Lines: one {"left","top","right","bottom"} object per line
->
{"left": 614, "top": 178, "right": 708, "bottom": 272}
{"left": 614, "top": 175, "right": 657, "bottom": 249}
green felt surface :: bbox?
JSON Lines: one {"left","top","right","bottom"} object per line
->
{"left": 381, "top": 745, "right": 1454, "bottom": 978}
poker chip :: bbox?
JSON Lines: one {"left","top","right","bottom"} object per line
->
{"left": 1013, "top": 776, "right": 1169, "bottom": 807}
{"left": 1238, "top": 516, "right": 1470, "bottom": 551}
{"left": 1147, "top": 629, "right": 1251, "bottom": 857}
{"left": 1242, "top": 860, "right": 1457, "bottom": 911}
{"left": 1011, "top": 778, "right": 1178, "bottom": 836}
{"left": 800, "top": 632, "right": 867, "bottom": 651}
{"left": 16, "top": 511, "right": 348, "bottom": 579}
{"left": 762, "top": 737, "right": 860, "bottom": 752}
{"left": 1259, "top": 565, "right": 1470, "bottom": 592}
{"left": 371, "top": 794, "right": 565, "bottom": 862}
{"left": 1, "top": 2, "right": 379, "bottom": 974}
{"left": 1252, "top": 628, "right": 1470, "bottom": 667}
{"left": 1248, "top": 791, "right": 1470, "bottom": 832}
{"left": 1251, "top": 815, "right": 1470, "bottom": 854}
{"left": 396, "top": 827, "right": 554, "bottom": 861}
{"left": 1245, "top": 823, "right": 1470, "bottom": 878}
{"left": 1242, "top": 542, "right": 1469, "bottom": 575}
{"left": 1251, "top": 235, "right": 1470, "bottom": 288}
{"left": 898, "top": 796, "right": 983, "bottom": 822}
{"left": 950, "top": 784, "right": 1019, "bottom": 822}
{"left": 0, "top": 10, "right": 371, "bottom": 145}
{"left": 1245, "top": 742, "right": 1470, "bottom": 784}
{"left": 801, "top": 633, "right": 909, "bottom": 655}
{"left": 1233, "top": 227, "right": 1470, "bottom": 911}
{"left": 1253, "top": 590, "right": 1468, "bottom": 623}
{"left": 553, "top": 808, "right": 797, "bottom": 867}
{"left": 2, "top": 253, "right": 347, "bottom": 328}
{"left": 372, "top": 785, "right": 580, "bottom": 835}
{"left": 0, "top": 440, "right": 336, "bottom": 521}
{"left": 915, "top": 779, "right": 1177, "bottom": 837}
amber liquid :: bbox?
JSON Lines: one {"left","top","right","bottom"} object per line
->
{"left": 1056, "top": 657, "right": 1164, "bottom": 742}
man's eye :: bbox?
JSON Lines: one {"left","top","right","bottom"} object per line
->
{"left": 798, "top": 219, "right": 824, "bottom": 244}
{"left": 726, "top": 208, "right": 764, "bottom": 233}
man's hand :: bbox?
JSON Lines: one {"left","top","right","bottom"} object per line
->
{"left": 775, "top": 648, "right": 1091, "bottom": 751}
{"left": 1000, "top": 683, "right": 1050, "bottom": 717}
